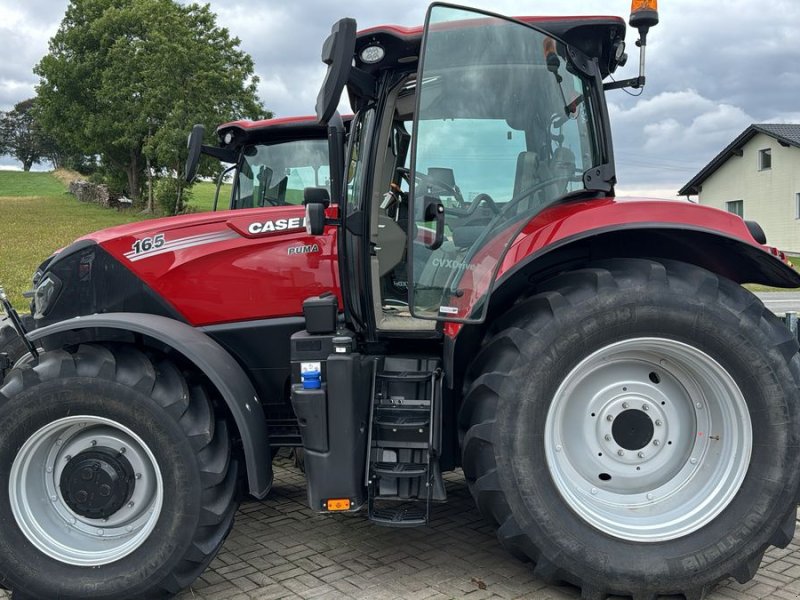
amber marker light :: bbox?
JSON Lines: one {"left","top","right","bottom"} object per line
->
{"left": 326, "top": 498, "right": 351, "bottom": 511}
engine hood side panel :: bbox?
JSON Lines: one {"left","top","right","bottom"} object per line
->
{"left": 93, "top": 206, "right": 341, "bottom": 326}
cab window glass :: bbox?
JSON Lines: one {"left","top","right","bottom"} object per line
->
{"left": 234, "top": 139, "right": 329, "bottom": 208}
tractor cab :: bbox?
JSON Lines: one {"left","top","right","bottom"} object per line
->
{"left": 289, "top": 4, "right": 632, "bottom": 526}
{"left": 185, "top": 115, "right": 350, "bottom": 211}
{"left": 312, "top": 6, "right": 626, "bottom": 335}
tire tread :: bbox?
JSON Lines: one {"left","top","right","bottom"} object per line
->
{"left": 459, "top": 258, "right": 800, "bottom": 599}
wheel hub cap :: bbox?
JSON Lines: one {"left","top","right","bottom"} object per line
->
{"left": 60, "top": 447, "right": 135, "bottom": 519}
{"left": 9, "top": 416, "right": 163, "bottom": 566}
{"left": 611, "top": 409, "right": 654, "bottom": 451}
{"left": 545, "top": 337, "right": 752, "bottom": 542}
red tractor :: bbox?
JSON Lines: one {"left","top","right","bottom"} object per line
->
{"left": 2, "top": 4, "right": 800, "bottom": 599}
{"left": 0, "top": 114, "right": 338, "bottom": 367}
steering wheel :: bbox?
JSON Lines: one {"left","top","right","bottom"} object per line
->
{"left": 398, "top": 168, "right": 467, "bottom": 208}
{"left": 462, "top": 193, "right": 500, "bottom": 216}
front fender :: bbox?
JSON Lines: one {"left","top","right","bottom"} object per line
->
{"left": 27, "top": 313, "right": 273, "bottom": 499}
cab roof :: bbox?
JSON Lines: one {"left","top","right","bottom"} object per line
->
{"left": 355, "top": 16, "right": 626, "bottom": 79}
{"left": 215, "top": 115, "right": 352, "bottom": 149}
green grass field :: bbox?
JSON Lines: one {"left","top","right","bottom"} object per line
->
{"left": 0, "top": 174, "right": 231, "bottom": 311}
{"left": 0, "top": 171, "right": 72, "bottom": 197}
{"left": 0, "top": 173, "right": 149, "bottom": 310}
{"left": 188, "top": 180, "right": 232, "bottom": 212}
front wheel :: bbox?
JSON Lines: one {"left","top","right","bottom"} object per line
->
{"left": 460, "top": 259, "right": 800, "bottom": 598}
{"left": 0, "top": 343, "right": 238, "bottom": 599}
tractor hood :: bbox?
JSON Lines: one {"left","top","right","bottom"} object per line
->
{"left": 77, "top": 211, "right": 230, "bottom": 246}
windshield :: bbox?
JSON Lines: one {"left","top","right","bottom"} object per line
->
{"left": 409, "top": 6, "right": 601, "bottom": 322}
{"left": 233, "top": 138, "right": 330, "bottom": 208}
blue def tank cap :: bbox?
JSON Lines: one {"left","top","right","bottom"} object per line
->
{"left": 302, "top": 370, "right": 322, "bottom": 389}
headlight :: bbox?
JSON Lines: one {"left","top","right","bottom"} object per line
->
{"left": 34, "top": 275, "right": 62, "bottom": 318}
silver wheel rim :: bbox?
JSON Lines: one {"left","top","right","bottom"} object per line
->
{"left": 544, "top": 337, "right": 752, "bottom": 542}
{"left": 10, "top": 415, "right": 163, "bottom": 565}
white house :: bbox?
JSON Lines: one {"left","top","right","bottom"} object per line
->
{"left": 678, "top": 124, "right": 800, "bottom": 253}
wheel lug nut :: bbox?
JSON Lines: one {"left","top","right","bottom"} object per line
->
{"left": 642, "top": 404, "right": 649, "bottom": 411}
{"left": 622, "top": 402, "right": 629, "bottom": 409}
{"left": 653, "top": 440, "right": 660, "bottom": 446}
{"left": 135, "top": 473, "right": 142, "bottom": 480}
{"left": 696, "top": 402, "right": 703, "bottom": 409}
{"left": 647, "top": 493, "right": 654, "bottom": 500}
{"left": 637, "top": 451, "right": 645, "bottom": 458}
{"left": 604, "top": 434, "right": 612, "bottom": 441}
{"left": 690, "top": 457, "right": 698, "bottom": 464}
{"left": 128, "top": 501, "right": 135, "bottom": 508}
{"left": 606, "top": 415, "right": 614, "bottom": 422}
{"left": 97, "top": 529, "right": 104, "bottom": 536}
{"left": 50, "top": 495, "right": 58, "bottom": 503}
{"left": 65, "top": 455, "right": 72, "bottom": 462}
{"left": 119, "top": 447, "right": 126, "bottom": 454}
{"left": 90, "top": 440, "right": 97, "bottom": 446}
{"left": 617, "top": 449, "right": 624, "bottom": 456}
{"left": 655, "top": 420, "right": 662, "bottom": 426}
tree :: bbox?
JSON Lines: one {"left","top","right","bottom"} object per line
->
{"left": 35, "top": 0, "right": 267, "bottom": 205}
{"left": 0, "top": 98, "right": 49, "bottom": 171}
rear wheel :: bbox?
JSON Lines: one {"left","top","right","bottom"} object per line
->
{"left": 460, "top": 259, "right": 800, "bottom": 598}
{"left": 0, "top": 343, "right": 238, "bottom": 599}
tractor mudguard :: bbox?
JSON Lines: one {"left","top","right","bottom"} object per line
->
{"left": 493, "top": 199, "right": 800, "bottom": 290}
{"left": 27, "top": 312, "right": 273, "bottom": 498}
{"left": 443, "top": 203, "right": 800, "bottom": 389}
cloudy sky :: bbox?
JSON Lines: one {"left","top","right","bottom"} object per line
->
{"left": 1, "top": 0, "right": 798, "bottom": 197}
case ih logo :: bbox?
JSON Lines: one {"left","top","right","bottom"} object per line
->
{"left": 248, "top": 218, "right": 306, "bottom": 235}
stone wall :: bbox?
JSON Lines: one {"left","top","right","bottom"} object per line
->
{"left": 68, "top": 180, "right": 132, "bottom": 208}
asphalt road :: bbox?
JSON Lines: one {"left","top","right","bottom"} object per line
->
{"left": 755, "top": 291, "right": 800, "bottom": 316}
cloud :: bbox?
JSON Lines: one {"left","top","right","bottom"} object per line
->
{"left": 0, "top": 0, "right": 797, "bottom": 198}
{"left": 609, "top": 89, "right": 757, "bottom": 192}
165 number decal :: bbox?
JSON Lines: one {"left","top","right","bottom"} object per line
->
{"left": 131, "top": 234, "right": 166, "bottom": 255}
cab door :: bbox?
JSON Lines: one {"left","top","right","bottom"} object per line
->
{"left": 337, "top": 109, "right": 379, "bottom": 335}
{"left": 407, "top": 4, "right": 603, "bottom": 324}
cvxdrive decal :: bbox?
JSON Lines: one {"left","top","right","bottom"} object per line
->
{"left": 248, "top": 217, "right": 306, "bottom": 235}
{"left": 124, "top": 231, "right": 239, "bottom": 262}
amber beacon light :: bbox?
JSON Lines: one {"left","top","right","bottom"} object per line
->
{"left": 630, "top": 0, "right": 659, "bottom": 30}
{"left": 604, "top": 0, "right": 661, "bottom": 90}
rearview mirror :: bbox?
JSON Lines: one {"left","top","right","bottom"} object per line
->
{"left": 316, "top": 19, "right": 357, "bottom": 125}
{"left": 184, "top": 124, "right": 205, "bottom": 183}
{"left": 305, "top": 202, "right": 326, "bottom": 236}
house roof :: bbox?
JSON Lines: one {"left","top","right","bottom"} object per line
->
{"left": 677, "top": 124, "right": 800, "bottom": 196}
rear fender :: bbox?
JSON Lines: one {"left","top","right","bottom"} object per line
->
{"left": 494, "top": 199, "right": 800, "bottom": 291}
{"left": 27, "top": 313, "right": 273, "bottom": 499}
{"left": 445, "top": 218, "right": 800, "bottom": 390}
{"left": 495, "top": 223, "right": 800, "bottom": 297}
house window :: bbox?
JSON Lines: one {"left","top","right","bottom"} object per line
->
{"left": 796, "top": 193, "right": 800, "bottom": 220}
{"left": 759, "top": 148, "right": 772, "bottom": 170}
{"left": 726, "top": 200, "right": 743, "bottom": 217}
